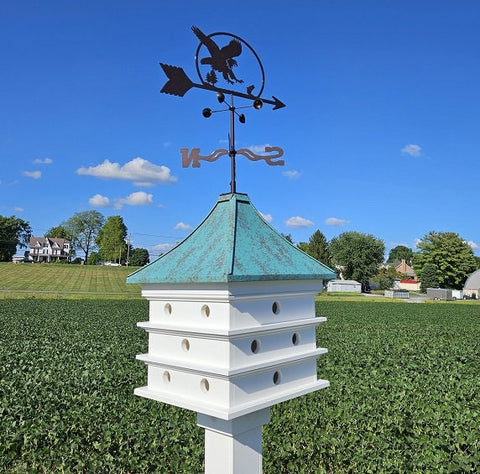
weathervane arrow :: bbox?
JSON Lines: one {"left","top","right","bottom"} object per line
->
{"left": 160, "top": 63, "right": 286, "bottom": 110}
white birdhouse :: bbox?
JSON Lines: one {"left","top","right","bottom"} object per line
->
{"left": 127, "top": 193, "right": 335, "bottom": 473}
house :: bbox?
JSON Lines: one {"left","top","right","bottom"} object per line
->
{"left": 327, "top": 279, "right": 362, "bottom": 293}
{"left": 463, "top": 269, "right": 480, "bottom": 299}
{"left": 28, "top": 237, "right": 71, "bottom": 263}
{"left": 395, "top": 279, "right": 421, "bottom": 291}
{"left": 394, "top": 259, "right": 417, "bottom": 280}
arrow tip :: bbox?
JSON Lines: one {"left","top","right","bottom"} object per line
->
{"left": 272, "top": 96, "right": 286, "bottom": 110}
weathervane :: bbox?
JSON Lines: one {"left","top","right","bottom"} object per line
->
{"left": 159, "top": 26, "right": 285, "bottom": 193}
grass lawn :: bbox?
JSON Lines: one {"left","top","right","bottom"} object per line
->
{"left": 0, "top": 263, "right": 142, "bottom": 298}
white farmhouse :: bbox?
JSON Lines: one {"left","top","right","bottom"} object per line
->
{"left": 29, "top": 237, "right": 71, "bottom": 263}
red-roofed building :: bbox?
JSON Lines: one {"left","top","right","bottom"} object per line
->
{"left": 395, "top": 259, "right": 416, "bottom": 279}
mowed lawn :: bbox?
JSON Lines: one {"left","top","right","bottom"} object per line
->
{"left": 0, "top": 263, "right": 142, "bottom": 296}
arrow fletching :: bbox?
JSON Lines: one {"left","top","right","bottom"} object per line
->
{"left": 160, "top": 64, "right": 194, "bottom": 97}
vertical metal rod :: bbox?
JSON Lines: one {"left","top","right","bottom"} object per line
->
{"left": 229, "top": 94, "right": 236, "bottom": 194}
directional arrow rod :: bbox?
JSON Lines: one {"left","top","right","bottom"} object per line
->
{"left": 159, "top": 63, "right": 286, "bottom": 109}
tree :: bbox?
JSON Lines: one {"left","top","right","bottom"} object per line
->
{"left": 129, "top": 248, "right": 150, "bottom": 266}
{"left": 45, "top": 225, "right": 71, "bottom": 240}
{"left": 329, "top": 231, "right": 385, "bottom": 291}
{"left": 96, "top": 215, "right": 127, "bottom": 263}
{"left": 0, "top": 215, "right": 32, "bottom": 261}
{"left": 45, "top": 225, "right": 74, "bottom": 260}
{"left": 420, "top": 263, "right": 439, "bottom": 293}
{"left": 413, "top": 231, "right": 477, "bottom": 289}
{"left": 64, "top": 211, "right": 104, "bottom": 264}
{"left": 372, "top": 265, "right": 398, "bottom": 290}
{"left": 387, "top": 245, "right": 413, "bottom": 265}
{"left": 281, "top": 233, "right": 294, "bottom": 244}
{"left": 299, "top": 230, "right": 332, "bottom": 267}
{"left": 87, "top": 251, "right": 101, "bottom": 265}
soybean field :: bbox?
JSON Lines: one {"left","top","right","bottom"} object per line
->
{"left": 0, "top": 299, "right": 478, "bottom": 472}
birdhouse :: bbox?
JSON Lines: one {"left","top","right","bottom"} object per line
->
{"left": 128, "top": 193, "right": 335, "bottom": 472}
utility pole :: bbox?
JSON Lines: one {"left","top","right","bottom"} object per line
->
{"left": 126, "top": 234, "right": 132, "bottom": 266}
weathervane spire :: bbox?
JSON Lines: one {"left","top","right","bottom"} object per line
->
{"left": 159, "top": 25, "right": 285, "bottom": 192}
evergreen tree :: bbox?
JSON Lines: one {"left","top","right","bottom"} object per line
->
{"left": 299, "top": 230, "right": 332, "bottom": 267}
{"left": 420, "top": 263, "right": 440, "bottom": 293}
{"left": 96, "top": 216, "right": 127, "bottom": 263}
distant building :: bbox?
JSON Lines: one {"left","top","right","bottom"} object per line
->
{"left": 463, "top": 269, "right": 480, "bottom": 299}
{"left": 396, "top": 279, "right": 421, "bottom": 291}
{"left": 394, "top": 259, "right": 416, "bottom": 280}
{"left": 29, "top": 237, "right": 71, "bottom": 263}
{"left": 327, "top": 279, "right": 361, "bottom": 293}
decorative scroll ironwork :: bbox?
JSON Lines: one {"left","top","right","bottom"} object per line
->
{"left": 181, "top": 146, "right": 284, "bottom": 168}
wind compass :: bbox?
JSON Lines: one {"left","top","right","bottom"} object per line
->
{"left": 159, "top": 26, "right": 285, "bottom": 193}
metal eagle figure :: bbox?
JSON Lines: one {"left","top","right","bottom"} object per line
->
{"left": 192, "top": 26, "right": 244, "bottom": 85}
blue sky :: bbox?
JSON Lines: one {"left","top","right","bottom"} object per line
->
{"left": 2, "top": 1, "right": 479, "bottom": 259}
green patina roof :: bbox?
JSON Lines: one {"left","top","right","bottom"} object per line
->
{"left": 127, "top": 193, "right": 336, "bottom": 284}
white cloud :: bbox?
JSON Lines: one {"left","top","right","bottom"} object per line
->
{"left": 14, "top": 207, "right": 24, "bottom": 212}
{"left": 89, "top": 194, "right": 111, "bottom": 207}
{"left": 414, "top": 238, "right": 422, "bottom": 248}
{"left": 325, "top": 217, "right": 349, "bottom": 227}
{"left": 174, "top": 222, "right": 192, "bottom": 231}
{"left": 153, "top": 242, "right": 175, "bottom": 253}
{"left": 401, "top": 144, "right": 422, "bottom": 157}
{"left": 285, "top": 216, "right": 314, "bottom": 228}
{"left": 283, "top": 170, "right": 301, "bottom": 179}
{"left": 114, "top": 191, "right": 154, "bottom": 209}
{"left": 467, "top": 240, "right": 479, "bottom": 250}
{"left": 76, "top": 157, "right": 177, "bottom": 186}
{"left": 23, "top": 170, "right": 41, "bottom": 179}
{"left": 248, "top": 144, "right": 271, "bottom": 154}
{"left": 260, "top": 212, "right": 273, "bottom": 223}
{"left": 33, "top": 157, "right": 53, "bottom": 164}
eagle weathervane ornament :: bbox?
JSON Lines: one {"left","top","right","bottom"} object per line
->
{"left": 159, "top": 26, "right": 285, "bottom": 193}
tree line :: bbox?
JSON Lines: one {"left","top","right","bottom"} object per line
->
{"left": 0, "top": 211, "right": 149, "bottom": 266}
{"left": 285, "top": 229, "right": 479, "bottom": 292}
{"left": 1, "top": 212, "right": 479, "bottom": 289}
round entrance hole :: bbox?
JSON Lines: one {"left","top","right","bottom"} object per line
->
{"left": 292, "top": 333, "right": 300, "bottom": 345}
{"left": 164, "top": 303, "right": 172, "bottom": 316}
{"left": 200, "top": 378, "right": 210, "bottom": 392}
{"left": 201, "top": 304, "right": 210, "bottom": 318}
{"left": 181, "top": 339, "right": 190, "bottom": 352}
{"left": 272, "top": 301, "right": 280, "bottom": 315}
{"left": 163, "top": 371, "right": 171, "bottom": 383}
{"left": 250, "top": 339, "right": 260, "bottom": 354}
{"left": 273, "top": 371, "right": 282, "bottom": 385}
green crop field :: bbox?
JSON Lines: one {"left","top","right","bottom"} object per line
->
{"left": 1, "top": 299, "right": 478, "bottom": 472}
{"left": 0, "top": 263, "right": 142, "bottom": 298}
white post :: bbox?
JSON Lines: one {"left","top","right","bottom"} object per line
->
{"left": 197, "top": 408, "right": 271, "bottom": 474}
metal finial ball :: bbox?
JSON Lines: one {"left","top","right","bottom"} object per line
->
{"left": 253, "top": 99, "right": 263, "bottom": 110}
{"left": 202, "top": 108, "right": 212, "bottom": 118}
